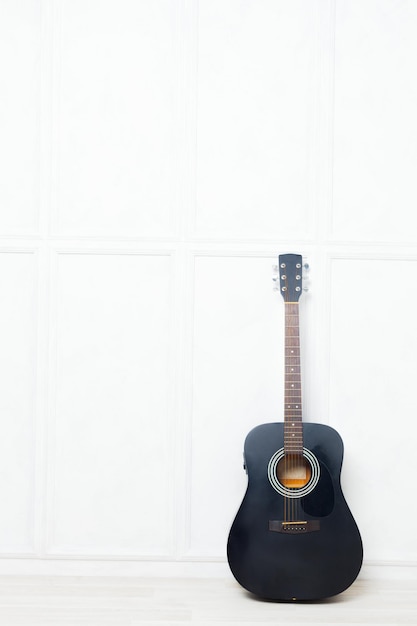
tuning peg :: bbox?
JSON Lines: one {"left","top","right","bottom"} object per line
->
{"left": 272, "top": 265, "right": 280, "bottom": 291}
{"left": 302, "top": 265, "right": 310, "bottom": 291}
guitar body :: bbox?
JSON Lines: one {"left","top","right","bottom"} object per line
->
{"left": 227, "top": 421, "right": 363, "bottom": 601}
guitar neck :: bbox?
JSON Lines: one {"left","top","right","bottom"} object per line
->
{"left": 284, "top": 302, "right": 303, "bottom": 454}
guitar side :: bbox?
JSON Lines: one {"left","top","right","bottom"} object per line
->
{"left": 227, "top": 422, "right": 363, "bottom": 601}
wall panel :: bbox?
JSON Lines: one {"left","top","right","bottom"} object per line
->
{"left": 333, "top": 1, "right": 417, "bottom": 241}
{"left": 0, "top": 252, "right": 37, "bottom": 553}
{"left": 52, "top": 0, "right": 179, "bottom": 238}
{"left": 195, "top": 0, "right": 318, "bottom": 240}
{"left": 0, "top": 0, "right": 40, "bottom": 233}
{"left": 328, "top": 257, "right": 417, "bottom": 562}
{"left": 47, "top": 252, "right": 175, "bottom": 556}
{"left": 188, "top": 254, "right": 283, "bottom": 555}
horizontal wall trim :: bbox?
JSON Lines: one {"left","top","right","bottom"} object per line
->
{"left": 50, "top": 248, "right": 178, "bottom": 257}
{"left": 43, "top": 552, "right": 178, "bottom": 561}
{"left": 1, "top": 237, "right": 417, "bottom": 255}
{"left": 326, "top": 250, "right": 417, "bottom": 261}
{"left": 0, "top": 248, "right": 39, "bottom": 254}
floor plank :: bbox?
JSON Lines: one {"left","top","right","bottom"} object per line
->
{"left": 0, "top": 576, "right": 415, "bottom": 625}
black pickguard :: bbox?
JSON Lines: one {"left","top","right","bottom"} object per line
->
{"left": 227, "top": 422, "right": 363, "bottom": 601}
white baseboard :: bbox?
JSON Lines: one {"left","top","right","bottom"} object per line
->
{"left": 0, "top": 559, "right": 415, "bottom": 581}
{"left": 0, "top": 558, "right": 230, "bottom": 578}
{"left": 360, "top": 562, "right": 417, "bottom": 581}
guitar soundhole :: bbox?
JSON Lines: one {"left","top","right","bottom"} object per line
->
{"left": 277, "top": 454, "right": 312, "bottom": 489}
{"left": 268, "top": 447, "right": 320, "bottom": 498}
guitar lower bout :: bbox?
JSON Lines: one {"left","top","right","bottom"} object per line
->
{"left": 227, "top": 421, "right": 363, "bottom": 601}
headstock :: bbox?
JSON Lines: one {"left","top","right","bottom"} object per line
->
{"left": 272, "top": 253, "right": 309, "bottom": 302}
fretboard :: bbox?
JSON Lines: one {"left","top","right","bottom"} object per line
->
{"left": 284, "top": 302, "right": 303, "bottom": 454}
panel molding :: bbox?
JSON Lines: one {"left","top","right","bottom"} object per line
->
{"left": 44, "top": 248, "right": 178, "bottom": 559}
{"left": 0, "top": 0, "right": 41, "bottom": 236}
{"left": 183, "top": 251, "right": 298, "bottom": 557}
{"left": 192, "top": 0, "right": 328, "bottom": 243}
{"left": 0, "top": 249, "right": 40, "bottom": 556}
{"left": 331, "top": 0, "right": 417, "bottom": 243}
{"left": 49, "top": 0, "right": 183, "bottom": 239}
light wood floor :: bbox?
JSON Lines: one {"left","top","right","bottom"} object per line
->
{"left": 0, "top": 575, "right": 415, "bottom": 625}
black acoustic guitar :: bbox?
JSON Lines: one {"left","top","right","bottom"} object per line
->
{"left": 227, "top": 253, "right": 363, "bottom": 601}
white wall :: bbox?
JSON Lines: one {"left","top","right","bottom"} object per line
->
{"left": 1, "top": 0, "right": 417, "bottom": 572}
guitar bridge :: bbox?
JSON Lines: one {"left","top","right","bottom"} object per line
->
{"left": 269, "top": 520, "right": 320, "bottom": 534}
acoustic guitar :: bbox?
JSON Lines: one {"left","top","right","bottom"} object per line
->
{"left": 227, "top": 253, "right": 363, "bottom": 601}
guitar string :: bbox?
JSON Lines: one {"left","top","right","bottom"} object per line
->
{"left": 284, "top": 288, "right": 291, "bottom": 521}
{"left": 293, "top": 302, "right": 297, "bottom": 523}
{"left": 289, "top": 301, "right": 301, "bottom": 522}
{"left": 291, "top": 302, "right": 294, "bottom": 523}
{"left": 284, "top": 288, "right": 287, "bottom": 524}
{"left": 285, "top": 292, "right": 288, "bottom": 523}
{"left": 286, "top": 301, "right": 290, "bottom": 523}
{"left": 288, "top": 301, "right": 295, "bottom": 523}
{"left": 295, "top": 302, "right": 299, "bottom": 522}
{"left": 290, "top": 299, "right": 293, "bottom": 522}
{"left": 284, "top": 288, "right": 304, "bottom": 522}
{"left": 286, "top": 300, "right": 299, "bottom": 522}
{"left": 284, "top": 296, "right": 288, "bottom": 523}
